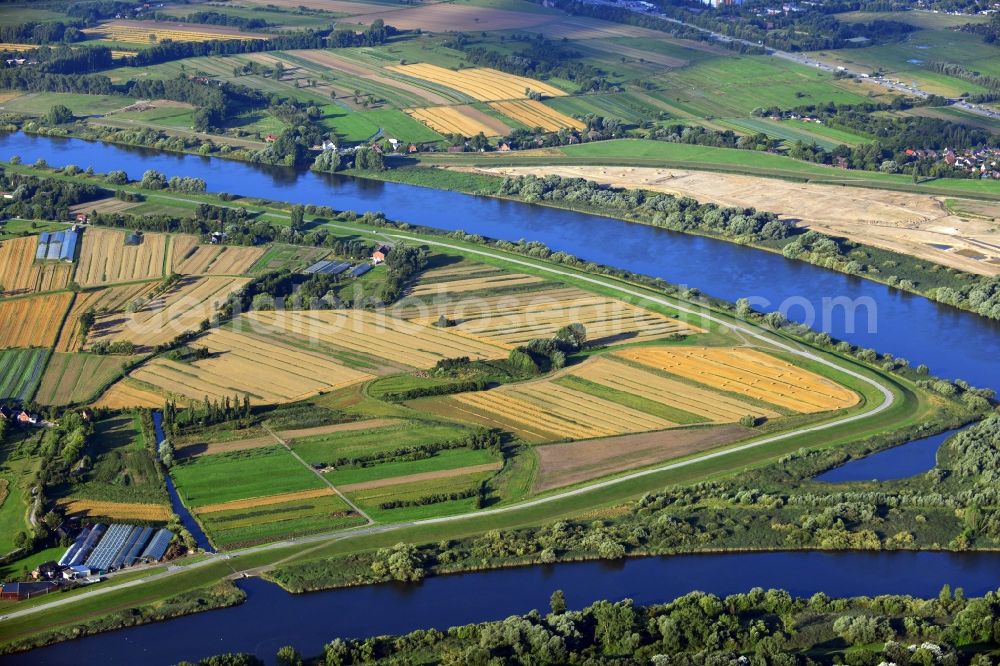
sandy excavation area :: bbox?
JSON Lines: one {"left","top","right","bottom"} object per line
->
{"left": 473, "top": 165, "right": 1000, "bottom": 276}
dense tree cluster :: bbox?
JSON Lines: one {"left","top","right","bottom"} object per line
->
{"left": 0, "top": 21, "right": 83, "bottom": 45}
{"left": 0, "top": 171, "right": 104, "bottom": 220}
{"left": 497, "top": 175, "right": 791, "bottom": 243}
{"left": 150, "top": 10, "right": 272, "bottom": 31}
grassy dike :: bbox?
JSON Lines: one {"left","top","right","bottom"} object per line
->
{"left": 0, "top": 164, "right": 963, "bottom": 654}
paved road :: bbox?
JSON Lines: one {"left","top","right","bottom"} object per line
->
{"left": 1, "top": 233, "right": 897, "bottom": 624}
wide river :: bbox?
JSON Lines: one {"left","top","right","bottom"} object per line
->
{"left": 3, "top": 133, "right": 1000, "bottom": 664}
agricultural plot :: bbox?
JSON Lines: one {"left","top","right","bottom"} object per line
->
{"left": 569, "top": 355, "right": 780, "bottom": 422}
{"left": 92, "top": 378, "right": 164, "bottom": 409}
{"left": 90, "top": 276, "right": 248, "bottom": 351}
{"left": 55, "top": 283, "right": 160, "bottom": 352}
{"left": 532, "top": 424, "right": 753, "bottom": 492}
{"left": 0, "top": 349, "right": 49, "bottom": 402}
{"left": 435, "top": 378, "right": 676, "bottom": 442}
{"left": 388, "top": 64, "right": 567, "bottom": 101}
{"left": 287, "top": 50, "right": 459, "bottom": 107}
{"left": 35, "top": 353, "right": 138, "bottom": 406}
{"left": 490, "top": 100, "right": 586, "bottom": 131}
{"left": 289, "top": 421, "right": 472, "bottom": 467}
{"left": 658, "top": 56, "right": 880, "bottom": 117}
{"left": 0, "top": 292, "right": 73, "bottom": 349}
{"left": 245, "top": 310, "right": 507, "bottom": 369}
{"left": 346, "top": 469, "right": 494, "bottom": 521}
{"left": 129, "top": 327, "right": 374, "bottom": 404}
{"left": 330, "top": 449, "right": 501, "bottom": 489}
{"left": 171, "top": 236, "right": 265, "bottom": 275}
{"left": 75, "top": 228, "right": 166, "bottom": 287}
{"left": 720, "top": 117, "right": 848, "bottom": 151}
{"left": 337, "top": 3, "right": 557, "bottom": 32}
{"left": 404, "top": 282, "right": 700, "bottom": 349}
{"left": 247, "top": 244, "right": 329, "bottom": 274}
{"left": 57, "top": 499, "right": 172, "bottom": 522}
{"left": 405, "top": 105, "right": 511, "bottom": 137}
{"left": 407, "top": 271, "right": 547, "bottom": 297}
{"left": 69, "top": 197, "right": 141, "bottom": 216}
{"left": 614, "top": 347, "right": 859, "bottom": 413}
{"left": 196, "top": 492, "right": 363, "bottom": 550}
{"left": 84, "top": 20, "right": 271, "bottom": 45}
{"left": 0, "top": 236, "right": 73, "bottom": 295}
{"left": 169, "top": 446, "right": 324, "bottom": 509}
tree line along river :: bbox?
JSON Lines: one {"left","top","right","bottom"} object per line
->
{"left": 2, "top": 132, "right": 1000, "bottom": 664}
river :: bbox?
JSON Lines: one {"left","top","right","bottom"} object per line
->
{"left": 3, "top": 133, "right": 1000, "bottom": 388}
{"left": 4, "top": 133, "right": 1000, "bottom": 664}
{"left": 815, "top": 427, "right": 964, "bottom": 483}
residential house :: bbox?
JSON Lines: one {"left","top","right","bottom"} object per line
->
{"left": 372, "top": 245, "right": 391, "bottom": 264}
{"left": 17, "top": 410, "right": 40, "bottom": 426}
{"left": 408, "top": 144, "right": 419, "bottom": 154}
{"left": 31, "top": 561, "right": 61, "bottom": 580}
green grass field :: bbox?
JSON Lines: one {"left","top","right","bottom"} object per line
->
{"left": 56, "top": 416, "right": 169, "bottom": 506}
{"left": 170, "top": 446, "right": 323, "bottom": 508}
{"left": 719, "top": 117, "right": 865, "bottom": 150}
{"left": 325, "top": 447, "right": 498, "bottom": 486}
{"left": 289, "top": 422, "right": 472, "bottom": 466}
{"left": 348, "top": 470, "right": 493, "bottom": 521}
{"left": 1, "top": 92, "right": 130, "bottom": 117}
{"left": 198, "top": 493, "right": 364, "bottom": 549}
{"left": 0, "top": 348, "right": 49, "bottom": 403}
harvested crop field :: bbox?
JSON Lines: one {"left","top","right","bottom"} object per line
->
{"left": 490, "top": 100, "right": 585, "bottom": 131}
{"left": 58, "top": 499, "right": 172, "bottom": 522}
{"left": 405, "top": 284, "right": 699, "bottom": 348}
{"left": 130, "top": 327, "right": 374, "bottom": 404}
{"left": 442, "top": 379, "right": 675, "bottom": 441}
{"left": 533, "top": 424, "right": 753, "bottom": 492}
{"left": 0, "top": 292, "right": 73, "bottom": 349}
{"left": 56, "top": 283, "right": 160, "bottom": 352}
{"left": 342, "top": 4, "right": 556, "bottom": 32}
{"left": 279, "top": 418, "right": 402, "bottom": 441}
{"left": 616, "top": 347, "right": 859, "bottom": 413}
{"left": 84, "top": 20, "right": 270, "bottom": 43}
{"left": 75, "top": 228, "right": 166, "bottom": 287}
{"left": 69, "top": 197, "right": 140, "bottom": 216}
{"left": 92, "top": 378, "right": 165, "bottom": 409}
{"left": 36, "top": 352, "right": 139, "bottom": 406}
{"left": 171, "top": 236, "right": 265, "bottom": 275}
{"left": 0, "top": 236, "right": 73, "bottom": 295}
{"left": 195, "top": 488, "right": 335, "bottom": 515}
{"left": 287, "top": 49, "right": 454, "bottom": 106}
{"left": 405, "top": 105, "right": 511, "bottom": 137}
{"left": 245, "top": 310, "right": 506, "bottom": 368}
{"left": 407, "top": 272, "right": 547, "bottom": 297}
{"left": 389, "top": 64, "right": 566, "bottom": 101}
{"left": 90, "top": 276, "right": 248, "bottom": 350}
{"left": 475, "top": 165, "right": 1000, "bottom": 276}
{"left": 569, "top": 355, "right": 780, "bottom": 423}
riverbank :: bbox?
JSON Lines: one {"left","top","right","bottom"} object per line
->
{"left": 345, "top": 162, "right": 1000, "bottom": 326}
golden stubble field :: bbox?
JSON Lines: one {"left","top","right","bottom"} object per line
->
{"left": 58, "top": 499, "right": 172, "bottom": 522}
{"left": 246, "top": 309, "right": 507, "bottom": 368}
{"left": 127, "top": 327, "right": 374, "bottom": 404}
{"left": 404, "top": 280, "right": 701, "bottom": 348}
{"left": 389, "top": 64, "right": 567, "bottom": 101}
{"left": 0, "top": 292, "right": 73, "bottom": 349}
{"left": 55, "top": 282, "right": 160, "bottom": 352}
{"left": 90, "top": 276, "right": 248, "bottom": 350}
{"left": 0, "top": 236, "right": 73, "bottom": 294}
{"left": 171, "top": 236, "right": 265, "bottom": 275}
{"left": 615, "top": 346, "right": 859, "bottom": 413}
{"left": 489, "top": 100, "right": 586, "bottom": 131}
{"left": 405, "top": 105, "right": 512, "bottom": 137}
{"left": 76, "top": 228, "right": 166, "bottom": 287}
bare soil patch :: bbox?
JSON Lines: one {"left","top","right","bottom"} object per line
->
{"left": 176, "top": 436, "right": 276, "bottom": 459}
{"left": 475, "top": 165, "right": 1000, "bottom": 275}
{"left": 533, "top": 424, "right": 752, "bottom": 492}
